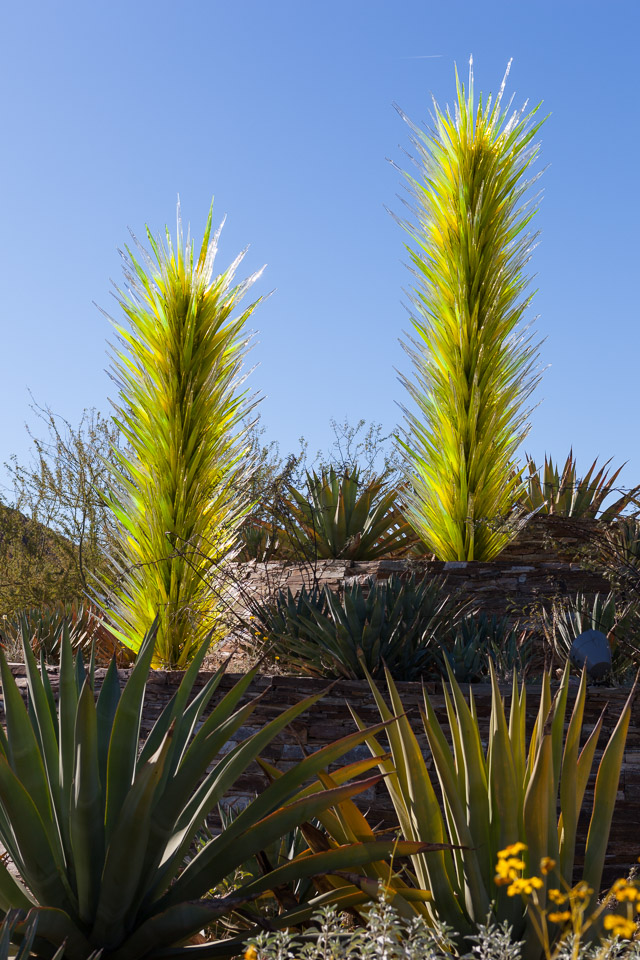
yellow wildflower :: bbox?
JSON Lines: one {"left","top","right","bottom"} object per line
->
{"left": 498, "top": 842, "right": 527, "bottom": 859}
{"left": 245, "top": 948, "right": 258, "bottom": 960}
{"left": 548, "top": 888, "right": 568, "bottom": 905}
{"left": 612, "top": 879, "right": 640, "bottom": 902}
{"left": 507, "top": 876, "right": 544, "bottom": 897}
{"left": 540, "top": 857, "right": 556, "bottom": 875}
{"left": 604, "top": 914, "right": 637, "bottom": 939}
{"left": 572, "top": 882, "right": 594, "bottom": 901}
{"left": 548, "top": 911, "right": 572, "bottom": 924}
{"left": 494, "top": 857, "right": 526, "bottom": 885}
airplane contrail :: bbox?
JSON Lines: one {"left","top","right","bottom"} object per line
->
{"left": 400, "top": 54, "right": 443, "bottom": 59}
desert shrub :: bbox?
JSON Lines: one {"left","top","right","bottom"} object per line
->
{"left": 0, "top": 406, "right": 120, "bottom": 618}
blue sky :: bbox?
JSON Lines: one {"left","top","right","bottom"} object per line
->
{"left": 1, "top": 0, "right": 638, "bottom": 495}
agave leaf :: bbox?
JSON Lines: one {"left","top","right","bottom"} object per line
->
{"left": 238, "top": 840, "right": 441, "bottom": 899}
{"left": 92, "top": 725, "right": 174, "bottom": 947}
{"left": 558, "top": 669, "right": 587, "bottom": 884}
{"left": 70, "top": 681, "right": 104, "bottom": 924}
{"left": 441, "top": 661, "right": 492, "bottom": 887}
{"left": 523, "top": 709, "right": 553, "bottom": 889}
{"left": 0, "top": 754, "right": 75, "bottom": 913}
{"left": 58, "top": 630, "right": 79, "bottom": 837}
{"left": 137, "top": 635, "right": 218, "bottom": 769}
{"left": 582, "top": 681, "right": 637, "bottom": 910}
{"left": 105, "top": 621, "right": 157, "bottom": 841}
{"left": 487, "top": 663, "right": 520, "bottom": 851}
{"left": 161, "top": 776, "right": 387, "bottom": 907}
{"left": 111, "top": 893, "right": 261, "bottom": 960}
{"left": 0, "top": 860, "right": 33, "bottom": 913}
{"left": 95, "top": 656, "right": 121, "bottom": 801}
{"left": 0, "top": 654, "right": 63, "bottom": 867}
{"left": 18, "top": 907, "right": 92, "bottom": 960}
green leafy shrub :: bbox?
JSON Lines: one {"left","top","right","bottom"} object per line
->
{"left": 0, "top": 626, "right": 433, "bottom": 959}
{"left": 397, "top": 63, "right": 544, "bottom": 560}
{"left": 243, "top": 901, "right": 456, "bottom": 960}
{"left": 522, "top": 452, "right": 640, "bottom": 521}
{"left": 242, "top": 894, "right": 640, "bottom": 960}
{"left": 0, "top": 407, "right": 121, "bottom": 619}
{"left": 250, "top": 575, "right": 469, "bottom": 680}
{"left": 103, "top": 203, "right": 262, "bottom": 666}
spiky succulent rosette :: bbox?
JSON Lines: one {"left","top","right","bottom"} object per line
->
{"left": 398, "top": 61, "right": 545, "bottom": 560}
{"left": 101, "top": 202, "right": 262, "bottom": 665}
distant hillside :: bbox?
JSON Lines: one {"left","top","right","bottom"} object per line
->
{"left": 0, "top": 503, "right": 87, "bottom": 617}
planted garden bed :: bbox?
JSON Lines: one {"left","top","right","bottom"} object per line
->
{"left": 6, "top": 663, "right": 638, "bottom": 887}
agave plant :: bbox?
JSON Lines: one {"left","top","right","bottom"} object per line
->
{"left": 250, "top": 575, "right": 469, "bottom": 681}
{"left": 283, "top": 467, "right": 412, "bottom": 560}
{"left": 446, "top": 613, "right": 532, "bottom": 682}
{"left": 0, "top": 909, "right": 71, "bottom": 960}
{"left": 0, "top": 625, "right": 440, "bottom": 959}
{"left": 541, "top": 591, "right": 638, "bottom": 680}
{"left": 0, "top": 602, "right": 118, "bottom": 664}
{"left": 347, "top": 662, "right": 634, "bottom": 945}
{"left": 522, "top": 452, "right": 640, "bottom": 521}
{"left": 610, "top": 517, "right": 640, "bottom": 565}
{"left": 397, "top": 62, "right": 544, "bottom": 560}
{"left": 101, "top": 202, "right": 261, "bottom": 666}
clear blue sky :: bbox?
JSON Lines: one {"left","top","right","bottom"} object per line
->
{"left": 1, "top": 0, "right": 638, "bottom": 495}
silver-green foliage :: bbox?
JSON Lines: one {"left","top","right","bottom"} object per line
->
{"left": 243, "top": 900, "right": 638, "bottom": 960}
{"left": 244, "top": 901, "right": 454, "bottom": 960}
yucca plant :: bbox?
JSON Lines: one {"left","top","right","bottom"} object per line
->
{"left": 250, "top": 575, "right": 469, "bottom": 681}
{"left": 397, "top": 62, "right": 544, "bottom": 560}
{"left": 347, "top": 662, "right": 634, "bottom": 947}
{"left": 0, "top": 625, "right": 440, "bottom": 959}
{"left": 283, "top": 467, "right": 412, "bottom": 560}
{"left": 522, "top": 452, "right": 640, "bottom": 520}
{"left": 101, "top": 203, "right": 261, "bottom": 666}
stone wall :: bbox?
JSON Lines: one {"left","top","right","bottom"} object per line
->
{"left": 6, "top": 665, "right": 638, "bottom": 888}
{"left": 231, "top": 557, "right": 610, "bottom": 624}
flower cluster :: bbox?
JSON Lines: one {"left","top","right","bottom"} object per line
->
{"left": 611, "top": 879, "right": 640, "bottom": 905}
{"left": 604, "top": 914, "right": 638, "bottom": 940}
{"left": 494, "top": 842, "right": 546, "bottom": 898}
{"left": 494, "top": 842, "right": 527, "bottom": 888}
